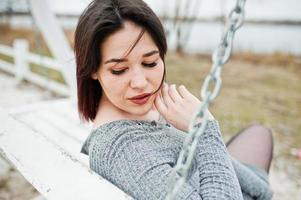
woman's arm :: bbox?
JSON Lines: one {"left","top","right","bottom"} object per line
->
{"left": 194, "top": 120, "right": 244, "bottom": 199}
{"left": 231, "top": 159, "right": 273, "bottom": 200}
{"left": 89, "top": 126, "right": 203, "bottom": 200}
{"left": 155, "top": 83, "right": 243, "bottom": 199}
{"left": 88, "top": 120, "right": 243, "bottom": 200}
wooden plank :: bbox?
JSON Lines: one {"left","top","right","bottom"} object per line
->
{"left": 16, "top": 111, "right": 86, "bottom": 163}
{"left": 10, "top": 98, "right": 90, "bottom": 142}
{"left": 0, "top": 42, "right": 71, "bottom": 96}
{"left": 0, "top": 44, "right": 14, "bottom": 56}
{"left": 30, "top": 109, "right": 87, "bottom": 143}
{"left": 0, "top": 60, "right": 15, "bottom": 74}
{"left": 0, "top": 109, "right": 132, "bottom": 200}
{"left": 27, "top": 52, "right": 62, "bottom": 71}
{"left": 0, "top": 42, "right": 62, "bottom": 72}
{"left": 24, "top": 71, "right": 70, "bottom": 96}
{"left": 0, "top": 69, "right": 70, "bottom": 96}
{"left": 9, "top": 98, "right": 90, "bottom": 163}
{"left": 38, "top": 104, "right": 90, "bottom": 141}
{"left": 8, "top": 98, "right": 71, "bottom": 115}
{"left": 51, "top": 99, "right": 90, "bottom": 128}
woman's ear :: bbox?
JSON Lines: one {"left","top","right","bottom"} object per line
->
{"left": 91, "top": 73, "right": 98, "bottom": 80}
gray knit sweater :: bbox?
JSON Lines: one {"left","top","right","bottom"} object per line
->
{"left": 81, "top": 119, "right": 273, "bottom": 200}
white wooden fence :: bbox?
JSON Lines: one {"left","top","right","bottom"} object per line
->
{"left": 0, "top": 40, "right": 71, "bottom": 96}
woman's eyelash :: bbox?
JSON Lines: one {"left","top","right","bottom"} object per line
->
{"left": 111, "top": 69, "right": 126, "bottom": 75}
{"left": 110, "top": 62, "right": 157, "bottom": 75}
{"left": 143, "top": 62, "right": 157, "bottom": 67}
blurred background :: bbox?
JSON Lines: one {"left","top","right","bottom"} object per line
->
{"left": 0, "top": 0, "right": 300, "bottom": 199}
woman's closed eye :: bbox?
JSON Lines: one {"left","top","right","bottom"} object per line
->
{"left": 142, "top": 62, "right": 157, "bottom": 68}
{"left": 110, "top": 62, "right": 157, "bottom": 75}
{"left": 111, "top": 68, "right": 127, "bottom": 75}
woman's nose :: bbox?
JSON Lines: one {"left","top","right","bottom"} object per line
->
{"left": 130, "top": 68, "right": 147, "bottom": 89}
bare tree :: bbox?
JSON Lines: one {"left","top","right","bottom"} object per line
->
{"left": 173, "top": 0, "right": 202, "bottom": 54}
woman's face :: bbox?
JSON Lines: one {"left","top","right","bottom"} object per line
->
{"left": 92, "top": 21, "right": 164, "bottom": 117}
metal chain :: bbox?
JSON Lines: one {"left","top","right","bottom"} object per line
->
{"left": 166, "top": 0, "right": 246, "bottom": 199}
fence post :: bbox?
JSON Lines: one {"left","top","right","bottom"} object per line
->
{"left": 13, "top": 39, "right": 29, "bottom": 83}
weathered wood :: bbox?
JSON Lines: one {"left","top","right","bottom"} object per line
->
{"left": 20, "top": 71, "right": 70, "bottom": 96}
{"left": 27, "top": 53, "right": 63, "bottom": 71}
{"left": 0, "top": 44, "right": 14, "bottom": 56}
{"left": 0, "top": 43, "right": 70, "bottom": 96}
{"left": 29, "top": 0, "right": 76, "bottom": 95}
{"left": 0, "top": 59, "right": 15, "bottom": 74}
{"left": 31, "top": 195, "right": 47, "bottom": 200}
{"left": 14, "top": 39, "right": 30, "bottom": 83}
{"left": 0, "top": 42, "right": 63, "bottom": 71}
{"left": 0, "top": 100, "right": 132, "bottom": 200}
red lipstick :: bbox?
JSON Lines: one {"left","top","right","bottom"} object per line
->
{"left": 128, "top": 93, "right": 152, "bottom": 105}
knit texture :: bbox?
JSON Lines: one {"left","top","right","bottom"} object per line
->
{"left": 81, "top": 119, "right": 273, "bottom": 200}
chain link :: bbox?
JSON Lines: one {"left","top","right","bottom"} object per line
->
{"left": 166, "top": 0, "right": 246, "bottom": 199}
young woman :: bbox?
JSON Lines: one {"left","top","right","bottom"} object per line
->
{"left": 77, "top": 0, "right": 274, "bottom": 199}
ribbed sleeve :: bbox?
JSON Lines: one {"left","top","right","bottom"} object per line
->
{"left": 89, "top": 121, "right": 202, "bottom": 199}
{"left": 82, "top": 119, "right": 272, "bottom": 200}
{"left": 195, "top": 121, "right": 243, "bottom": 199}
{"left": 231, "top": 159, "right": 273, "bottom": 200}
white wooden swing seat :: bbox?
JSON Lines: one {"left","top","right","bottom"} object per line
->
{"left": 0, "top": 98, "right": 132, "bottom": 200}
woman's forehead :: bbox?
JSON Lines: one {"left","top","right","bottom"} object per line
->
{"left": 101, "top": 21, "right": 158, "bottom": 60}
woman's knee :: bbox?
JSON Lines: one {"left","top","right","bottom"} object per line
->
{"left": 246, "top": 123, "right": 274, "bottom": 165}
{"left": 231, "top": 123, "right": 274, "bottom": 173}
{"left": 246, "top": 123, "right": 274, "bottom": 144}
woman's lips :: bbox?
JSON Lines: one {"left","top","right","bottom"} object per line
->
{"left": 129, "top": 94, "right": 151, "bottom": 105}
{"left": 129, "top": 92, "right": 152, "bottom": 100}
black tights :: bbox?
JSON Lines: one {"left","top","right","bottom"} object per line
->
{"left": 226, "top": 123, "right": 274, "bottom": 174}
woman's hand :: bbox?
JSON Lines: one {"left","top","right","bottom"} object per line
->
{"left": 154, "top": 83, "right": 214, "bottom": 132}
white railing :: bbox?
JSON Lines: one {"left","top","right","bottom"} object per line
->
{"left": 0, "top": 39, "right": 71, "bottom": 96}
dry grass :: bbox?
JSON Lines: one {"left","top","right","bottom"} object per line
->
{"left": 0, "top": 178, "right": 9, "bottom": 190}
{"left": 0, "top": 24, "right": 74, "bottom": 56}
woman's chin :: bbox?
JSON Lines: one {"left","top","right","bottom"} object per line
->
{"left": 128, "top": 103, "right": 153, "bottom": 116}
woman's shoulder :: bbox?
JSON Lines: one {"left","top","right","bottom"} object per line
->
{"left": 80, "top": 118, "right": 170, "bottom": 156}
{"left": 81, "top": 119, "right": 135, "bottom": 155}
{"left": 91, "top": 118, "right": 165, "bottom": 132}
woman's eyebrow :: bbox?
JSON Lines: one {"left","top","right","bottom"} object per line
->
{"left": 104, "top": 50, "right": 159, "bottom": 65}
{"left": 142, "top": 50, "right": 159, "bottom": 57}
{"left": 104, "top": 58, "right": 127, "bottom": 64}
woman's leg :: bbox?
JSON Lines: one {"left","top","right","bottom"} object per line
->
{"left": 226, "top": 123, "right": 274, "bottom": 173}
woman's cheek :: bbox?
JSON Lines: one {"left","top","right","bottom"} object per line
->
{"left": 157, "top": 65, "right": 165, "bottom": 85}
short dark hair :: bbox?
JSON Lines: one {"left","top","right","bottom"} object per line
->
{"left": 74, "top": 0, "right": 167, "bottom": 122}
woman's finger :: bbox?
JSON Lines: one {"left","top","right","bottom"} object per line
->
{"left": 178, "top": 85, "right": 195, "bottom": 99}
{"left": 161, "top": 83, "right": 174, "bottom": 107}
{"left": 168, "top": 84, "right": 183, "bottom": 103}
{"left": 154, "top": 92, "right": 167, "bottom": 115}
